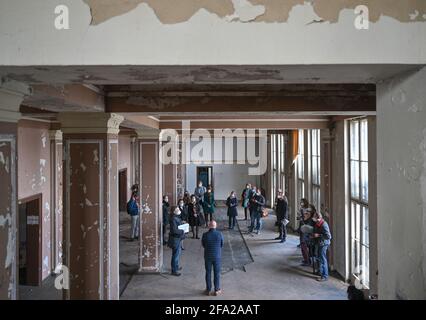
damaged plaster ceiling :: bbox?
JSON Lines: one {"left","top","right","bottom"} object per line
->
{"left": 83, "top": 0, "right": 426, "bottom": 25}
{"left": 0, "top": 65, "right": 423, "bottom": 86}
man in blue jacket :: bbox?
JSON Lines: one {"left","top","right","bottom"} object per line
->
{"left": 201, "top": 220, "right": 224, "bottom": 296}
{"left": 127, "top": 191, "right": 140, "bottom": 241}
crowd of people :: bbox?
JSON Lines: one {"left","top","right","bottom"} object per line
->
{"left": 126, "top": 180, "right": 333, "bottom": 296}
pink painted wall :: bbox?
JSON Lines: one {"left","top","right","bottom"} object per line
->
{"left": 17, "top": 120, "right": 52, "bottom": 280}
{"left": 118, "top": 135, "right": 132, "bottom": 201}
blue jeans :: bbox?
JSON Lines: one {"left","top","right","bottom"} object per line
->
{"left": 318, "top": 244, "right": 329, "bottom": 279}
{"left": 205, "top": 259, "right": 221, "bottom": 292}
{"left": 228, "top": 216, "right": 237, "bottom": 229}
{"left": 171, "top": 240, "right": 182, "bottom": 273}
{"left": 249, "top": 212, "right": 261, "bottom": 231}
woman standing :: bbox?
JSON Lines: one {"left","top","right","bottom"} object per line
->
{"left": 297, "top": 198, "right": 309, "bottom": 247}
{"left": 188, "top": 195, "right": 203, "bottom": 239}
{"left": 183, "top": 191, "right": 191, "bottom": 205}
{"left": 300, "top": 207, "right": 314, "bottom": 266}
{"left": 241, "top": 183, "right": 251, "bottom": 220}
{"left": 203, "top": 186, "right": 215, "bottom": 227}
{"left": 177, "top": 198, "right": 188, "bottom": 250}
{"left": 162, "top": 195, "right": 170, "bottom": 245}
{"left": 226, "top": 191, "right": 238, "bottom": 230}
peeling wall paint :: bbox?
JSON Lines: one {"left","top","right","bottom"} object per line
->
{"left": 84, "top": 0, "right": 426, "bottom": 25}
{"left": 377, "top": 66, "right": 426, "bottom": 299}
{"left": 17, "top": 121, "right": 52, "bottom": 280}
{"left": 0, "top": 134, "right": 16, "bottom": 300}
{"left": 68, "top": 141, "right": 102, "bottom": 299}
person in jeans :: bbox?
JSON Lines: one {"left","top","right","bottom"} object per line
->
{"left": 194, "top": 181, "right": 206, "bottom": 212}
{"left": 274, "top": 190, "right": 288, "bottom": 243}
{"left": 169, "top": 207, "right": 185, "bottom": 276}
{"left": 201, "top": 220, "right": 224, "bottom": 296}
{"left": 226, "top": 191, "right": 238, "bottom": 230}
{"left": 126, "top": 191, "right": 140, "bottom": 241}
{"left": 248, "top": 188, "right": 265, "bottom": 234}
{"left": 312, "top": 210, "right": 332, "bottom": 281}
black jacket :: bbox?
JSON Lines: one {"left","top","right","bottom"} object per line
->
{"left": 251, "top": 194, "right": 265, "bottom": 213}
{"left": 177, "top": 204, "right": 189, "bottom": 222}
{"left": 275, "top": 197, "right": 288, "bottom": 220}
{"left": 188, "top": 202, "right": 204, "bottom": 226}
{"left": 169, "top": 215, "right": 184, "bottom": 239}
{"left": 226, "top": 196, "right": 238, "bottom": 217}
{"left": 162, "top": 201, "right": 170, "bottom": 225}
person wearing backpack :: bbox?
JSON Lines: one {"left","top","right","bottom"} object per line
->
{"left": 127, "top": 191, "right": 140, "bottom": 241}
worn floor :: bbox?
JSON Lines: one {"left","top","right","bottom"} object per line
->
{"left": 120, "top": 206, "right": 348, "bottom": 300}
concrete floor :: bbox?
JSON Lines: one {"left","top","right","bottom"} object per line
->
{"left": 120, "top": 207, "right": 348, "bottom": 300}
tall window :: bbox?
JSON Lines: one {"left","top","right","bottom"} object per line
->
{"left": 271, "top": 134, "right": 277, "bottom": 202}
{"left": 280, "top": 134, "right": 285, "bottom": 192}
{"left": 297, "top": 130, "right": 305, "bottom": 200}
{"left": 349, "top": 119, "right": 369, "bottom": 288}
{"left": 311, "top": 130, "right": 321, "bottom": 208}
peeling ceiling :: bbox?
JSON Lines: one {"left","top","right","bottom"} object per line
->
{"left": 0, "top": 65, "right": 422, "bottom": 86}
{"left": 83, "top": 0, "right": 426, "bottom": 25}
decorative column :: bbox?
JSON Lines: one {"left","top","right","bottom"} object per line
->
{"left": 49, "top": 129, "right": 63, "bottom": 274}
{"left": 135, "top": 129, "right": 162, "bottom": 273}
{"left": 176, "top": 135, "right": 186, "bottom": 200}
{"left": 58, "top": 112, "right": 124, "bottom": 300}
{"left": 0, "top": 79, "right": 31, "bottom": 300}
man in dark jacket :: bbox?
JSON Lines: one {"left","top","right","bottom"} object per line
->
{"left": 312, "top": 211, "right": 332, "bottom": 281}
{"left": 201, "top": 220, "right": 224, "bottom": 296}
{"left": 169, "top": 207, "right": 185, "bottom": 276}
{"left": 249, "top": 189, "right": 265, "bottom": 234}
{"left": 275, "top": 191, "right": 288, "bottom": 243}
{"left": 162, "top": 195, "right": 170, "bottom": 245}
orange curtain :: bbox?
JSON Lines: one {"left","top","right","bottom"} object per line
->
{"left": 291, "top": 130, "right": 299, "bottom": 164}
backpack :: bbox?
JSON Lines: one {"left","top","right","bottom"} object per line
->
{"left": 127, "top": 199, "right": 135, "bottom": 215}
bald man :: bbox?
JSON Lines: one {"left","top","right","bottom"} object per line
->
{"left": 201, "top": 220, "right": 224, "bottom": 296}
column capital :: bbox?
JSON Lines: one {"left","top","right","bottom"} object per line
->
{"left": 48, "top": 129, "right": 63, "bottom": 141}
{"left": 135, "top": 128, "right": 160, "bottom": 140}
{"left": 0, "top": 78, "right": 32, "bottom": 123}
{"left": 57, "top": 113, "right": 124, "bottom": 134}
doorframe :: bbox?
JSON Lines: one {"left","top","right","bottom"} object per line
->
{"left": 118, "top": 168, "right": 128, "bottom": 212}
{"left": 18, "top": 193, "right": 43, "bottom": 287}
{"left": 196, "top": 166, "right": 213, "bottom": 189}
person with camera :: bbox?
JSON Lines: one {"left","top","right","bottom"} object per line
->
{"left": 248, "top": 188, "right": 265, "bottom": 235}
{"left": 169, "top": 207, "right": 186, "bottom": 276}
{"left": 274, "top": 190, "right": 289, "bottom": 243}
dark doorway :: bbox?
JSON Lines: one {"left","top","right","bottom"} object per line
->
{"left": 197, "top": 166, "right": 213, "bottom": 189}
{"left": 119, "top": 169, "right": 128, "bottom": 212}
{"left": 18, "top": 194, "right": 42, "bottom": 287}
